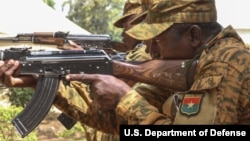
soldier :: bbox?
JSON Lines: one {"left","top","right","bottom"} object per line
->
{"left": 54, "top": 1, "right": 155, "bottom": 140}
{"left": 65, "top": 0, "right": 250, "bottom": 125}
{"left": 55, "top": 1, "right": 171, "bottom": 139}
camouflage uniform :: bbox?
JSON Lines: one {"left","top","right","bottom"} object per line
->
{"left": 54, "top": 1, "right": 145, "bottom": 140}
{"left": 54, "top": 0, "right": 184, "bottom": 139}
{"left": 118, "top": 25, "right": 250, "bottom": 125}
{"left": 121, "top": 0, "right": 250, "bottom": 125}
{"left": 174, "top": 25, "right": 250, "bottom": 124}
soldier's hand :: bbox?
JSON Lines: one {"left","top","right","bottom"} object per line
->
{"left": 57, "top": 40, "right": 83, "bottom": 50}
{"left": 0, "top": 60, "right": 37, "bottom": 88}
{"left": 66, "top": 73, "right": 132, "bottom": 111}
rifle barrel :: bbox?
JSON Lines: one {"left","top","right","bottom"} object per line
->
{"left": 0, "top": 37, "right": 31, "bottom": 42}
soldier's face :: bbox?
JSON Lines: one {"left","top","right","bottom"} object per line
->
{"left": 150, "top": 26, "right": 196, "bottom": 60}
{"left": 144, "top": 39, "right": 161, "bottom": 59}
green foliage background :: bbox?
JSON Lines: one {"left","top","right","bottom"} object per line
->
{"left": 43, "top": 0, "right": 56, "bottom": 9}
{"left": 0, "top": 106, "right": 37, "bottom": 141}
{"left": 61, "top": 0, "right": 124, "bottom": 41}
{"left": 43, "top": 0, "right": 125, "bottom": 41}
{"left": 7, "top": 88, "right": 34, "bottom": 107}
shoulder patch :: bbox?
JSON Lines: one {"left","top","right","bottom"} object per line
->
{"left": 180, "top": 94, "right": 203, "bottom": 116}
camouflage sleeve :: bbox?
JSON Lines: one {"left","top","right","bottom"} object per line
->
{"left": 133, "top": 83, "right": 174, "bottom": 113}
{"left": 53, "top": 81, "right": 120, "bottom": 135}
{"left": 116, "top": 90, "right": 173, "bottom": 126}
{"left": 200, "top": 36, "right": 250, "bottom": 124}
{"left": 54, "top": 81, "right": 90, "bottom": 113}
{"left": 208, "top": 54, "right": 250, "bottom": 124}
{"left": 125, "top": 44, "right": 151, "bottom": 62}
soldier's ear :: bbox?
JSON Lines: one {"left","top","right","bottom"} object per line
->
{"left": 187, "top": 25, "right": 202, "bottom": 48}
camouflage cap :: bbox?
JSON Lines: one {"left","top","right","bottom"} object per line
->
{"left": 129, "top": 10, "right": 148, "bottom": 25}
{"left": 126, "top": 0, "right": 217, "bottom": 40}
{"left": 113, "top": 0, "right": 143, "bottom": 28}
{"left": 128, "top": 0, "right": 158, "bottom": 25}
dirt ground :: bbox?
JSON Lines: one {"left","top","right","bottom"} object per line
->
{"left": 37, "top": 111, "right": 86, "bottom": 141}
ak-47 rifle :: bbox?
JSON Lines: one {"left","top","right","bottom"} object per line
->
{"left": 0, "top": 31, "right": 127, "bottom": 54}
{"left": 0, "top": 47, "right": 197, "bottom": 138}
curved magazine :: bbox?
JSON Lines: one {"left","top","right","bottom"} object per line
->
{"left": 11, "top": 75, "right": 60, "bottom": 137}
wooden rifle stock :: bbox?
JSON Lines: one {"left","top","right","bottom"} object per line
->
{"left": 113, "top": 59, "right": 197, "bottom": 91}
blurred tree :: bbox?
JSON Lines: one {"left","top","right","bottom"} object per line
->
{"left": 7, "top": 88, "right": 34, "bottom": 108}
{"left": 43, "top": 0, "right": 56, "bottom": 9}
{"left": 62, "top": 0, "right": 124, "bottom": 41}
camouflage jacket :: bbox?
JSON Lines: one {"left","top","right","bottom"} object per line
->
{"left": 116, "top": 25, "right": 250, "bottom": 125}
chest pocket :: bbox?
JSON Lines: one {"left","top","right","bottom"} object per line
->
{"left": 173, "top": 75, "right": 223, "bottom": 124}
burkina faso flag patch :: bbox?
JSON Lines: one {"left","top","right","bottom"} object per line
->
{"left": 180, "top": 94, "right": 203, "bottom": 116}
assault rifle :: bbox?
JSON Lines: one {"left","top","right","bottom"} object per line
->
{"left": 0, "top": 31, "right": 127, "bottom": 52}
{"left": 0, "top": 47, "right": 197, "bottom": 137}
